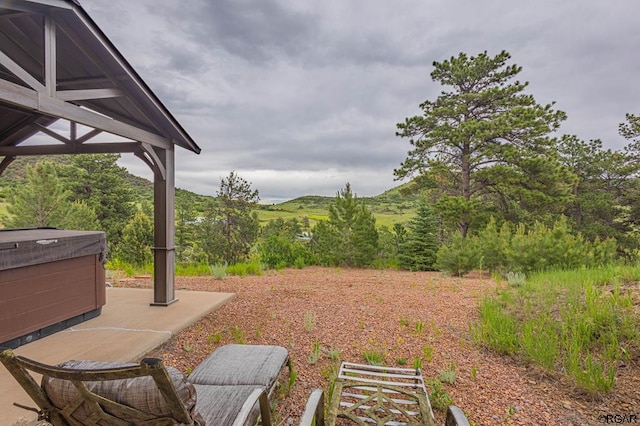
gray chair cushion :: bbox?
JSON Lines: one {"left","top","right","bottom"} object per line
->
{"left": 42, "top": 360, "right": 202, "bottom": 425}
{"left": 193, "top": 384, "right": 262, "bottom": 425}
{"left": 188, "top": 344, "right": 288, "bottom": 389}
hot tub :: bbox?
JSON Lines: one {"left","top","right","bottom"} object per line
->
{"left": 0, "top": 229, "right": 107, "bottom": 349}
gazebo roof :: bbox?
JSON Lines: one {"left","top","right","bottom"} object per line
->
{"left": 0, "top": 0, "right": 200, "bottom": 306}
{"left": 0, "top": 0, "right": 200, "bottom": 156}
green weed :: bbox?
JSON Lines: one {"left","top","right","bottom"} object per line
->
{"left": 362, "top": 349, "right": 386, "bottom": 366}
{"left": 207, "top": 332, "right": 222, "bottom": 344}
{"left": 307, "top": 340, "right": 322, "bottom": 365}
{"left": 231, "top": 326, "right": 245, "bottom": 344}
{"left": 288, "top": 363, "right": 297, "bottom": 392}
{"left": 304, "top": 311, "right": 316, "bottom": 332}
{"left": 426, "top": 379, "right": 453, "bottom": 412}
{"left": 476, "top": 264, "right": 640, "bottom": 394}
{"left": 328, "top": 349, "right": 341, "bottom": 361}
{"left": 471, "top": 366, "right": 478, "bottom": 380}
{"left": 422, "top": 345, "right": 433, "bottom": 362}
{"left": 438, "top": 364, "right": 456, "bottom": 384}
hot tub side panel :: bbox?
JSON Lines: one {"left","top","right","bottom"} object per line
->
{"left": 0, "top": 254, "right": 105, "bottom": 345}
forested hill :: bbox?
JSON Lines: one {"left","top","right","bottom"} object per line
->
{"left": 0, "top": 155, "right": 212, "bottom": 206}
{"left": 0, "top": 155, "right": 418, "bottom": 228}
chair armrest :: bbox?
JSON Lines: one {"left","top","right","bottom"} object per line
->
{"left": 299, "top": 389, "right": 324, "bottom": 426}
{"left": 232, "top": 387, "right": 272, "bottom": 426}
{"left": 445, "top": 405, "right": 470, "bottom": 426}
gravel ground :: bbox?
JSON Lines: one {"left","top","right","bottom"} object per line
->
{"left": 121, "top": 267, "right": 639, "bottom": 426}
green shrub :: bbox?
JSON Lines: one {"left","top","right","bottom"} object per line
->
{"left": 475, "top": 217, "right": 618, "bottom": 274}
{"left": 435, "top": 232, "right": 481, "bottom": 276}
{"left": 426, "top": 379, "right": 453, "bottom": 412}
{"left": 476, "top": 218, "right": 512, "bottom": 274}
{"left": 226, "top": 261, "right": 262, "bottom": 276}
{"left": 259, "top": 235, "right": 293, "bottom": 268}
{"left": 209, "top": 263, "right": 227, "bottom": 279}
{"left": 293, "top": 256, "right": 306, "bottom": 269}
{"left": 259, "top": 235, "right": 315, "bottom": 269}
{"left": 175, "top": 262, "right": 211, "bottom": 276}
{"left": 438, "top": 368, "right": 456, "bottom": 385}
{"left": 506, "top": 271, "right": 526, "bottom": 287}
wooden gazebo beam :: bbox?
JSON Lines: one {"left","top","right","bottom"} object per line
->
{"left": 0, "top": 0, "right": 200, "bottom": 306}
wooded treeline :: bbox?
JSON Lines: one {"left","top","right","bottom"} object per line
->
{"left": 1, "top": 50, "right": 639, "bottom": 275}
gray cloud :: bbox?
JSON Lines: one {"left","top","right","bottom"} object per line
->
{"left": 80, "top": 0, "right": 640, "bottom": 203}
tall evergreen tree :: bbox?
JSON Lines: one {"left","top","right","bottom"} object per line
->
{"left": 175, "top": 192, "right": 204, "bottom": 264}
{"left": 116, "top": 209, "right": 154, "bottom": 266}
{"left": 198, "top": 171, "right": 260, "bottom": 265}
{"left": 66, "top": 154, "right": 135, "bottom": 248}
{"left": 619, "top": 113, "right": 640, "bottom": 145}
{"left": 558, "top": 135, "right": 639, "bottom": 250}
{"left": 4, "top": 161, "right": 98, "bottom": 230}
{"left": 398, "top": 196, "right": 440, "bottom": 270}
{"left": 395, "top": 50, "right": 570, "bottom": 236}
{"left": 312, "top": 183, "right": 378, "bottom": 267}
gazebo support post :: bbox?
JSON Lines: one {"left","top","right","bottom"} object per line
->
{"left": 151, "top": 146, "right": 177, "bottom": 306}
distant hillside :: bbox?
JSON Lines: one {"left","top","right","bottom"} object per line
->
{"left": 0, "top": 155, "right": 419, "bottom": 229}
{"left": 257, "top": 184, "right": 419, "bottom": 228}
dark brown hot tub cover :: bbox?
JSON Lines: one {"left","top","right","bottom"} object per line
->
{"left": 0, "top": 229, "right": 107, "bottom": 271}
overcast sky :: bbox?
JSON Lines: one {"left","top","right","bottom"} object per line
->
{"left": 80, "top": 0, "right": 640, "bottom": 204}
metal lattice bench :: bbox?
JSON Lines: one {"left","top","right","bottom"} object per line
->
{"left": 1, "top": 344, "right": 291, "bottom": 425}
{"left": 300, "top": 361, "right": 470, "bottom": 426}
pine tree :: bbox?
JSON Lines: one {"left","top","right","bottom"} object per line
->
{"left": 398, "top": 197, "right": 439, "bottom": 270}
{"left": 67, "top": 154, "right": 135, "bottom": 248}
{"left": 312, "top": 183, "right": 378, "bottom": 267}
{"left": 116, "top": 210, "right": 154, "bottom": 266}
{"left": 4, "top": 161, "right": 98, "bottom": 230}
{"left": 395, "top": 50, "right": 569, "bottom": 236}
{"left": 198, "top": 171, "right": 260, "bottom": 265}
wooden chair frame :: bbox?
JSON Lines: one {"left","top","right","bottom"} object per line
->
{"left": 0, "top": 349, "right": 195, "bottom": 425}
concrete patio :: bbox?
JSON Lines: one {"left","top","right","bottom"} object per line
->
{"left": 0, "top": 286, "right": 235, "bottom": 425}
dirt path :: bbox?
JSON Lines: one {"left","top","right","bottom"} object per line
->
{"left": 127, "top": 267, "right": 638, "bottom": 425}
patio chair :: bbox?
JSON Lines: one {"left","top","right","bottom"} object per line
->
{"left": 299, "top": 361, "right": 470, "bottom": 426}
{"left": 1, "top": 344, "right": 291, "bottom": 425}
